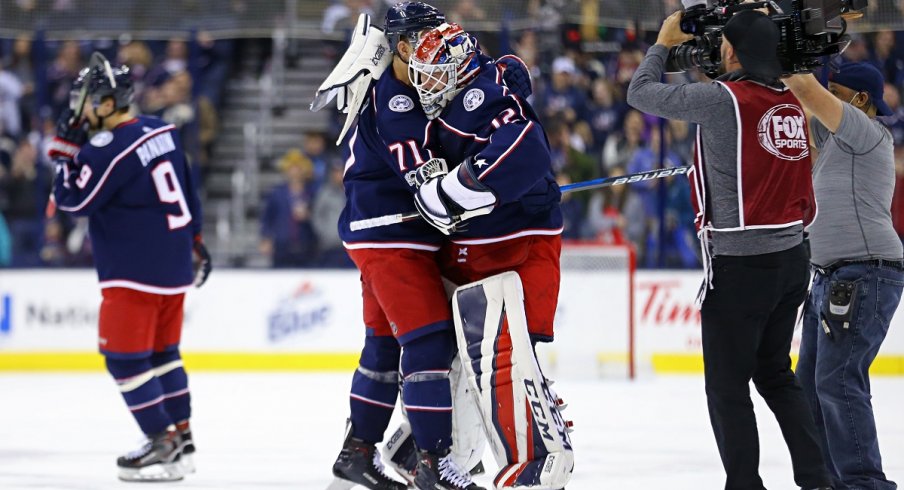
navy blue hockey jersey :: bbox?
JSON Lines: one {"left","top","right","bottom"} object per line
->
{"left": 427, "top": 55, "right": 562, "bottom": 243}
{"left": 338, "top": 68, "right": 445, "bottom": 250}
{"left": 53, "top": 116, "right": 200, "bottom": 293}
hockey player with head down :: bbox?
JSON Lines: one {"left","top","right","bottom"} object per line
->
{"left": 48, "top": 58, "right": 211, "bottom": 482}
{"left": 314, "top": 3, "right": 485, "bottom": 489}
{"left": 408, "top": 23, "right": 574, "bottom": 490}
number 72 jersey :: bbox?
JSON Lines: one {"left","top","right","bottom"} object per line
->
{"left": 53, "top": 115, "right": 201, "bottom": 294}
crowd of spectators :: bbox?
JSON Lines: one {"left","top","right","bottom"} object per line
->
{"left": 5, "top": 1, "right": 904, "bottom": 269}
{"left": 510, "top": 25, "right": 904, "bottom": 268}
{"left": 0, "top": 35, "right": 231, "bottom": 267}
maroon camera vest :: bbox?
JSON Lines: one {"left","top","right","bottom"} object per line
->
{"left": 690, "top": 80, "right": 816, "bottom": 235}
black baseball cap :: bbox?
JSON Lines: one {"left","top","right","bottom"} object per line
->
{"left": 830, "top": 62, "right": 893, "bottom": 116}
{"left": 723, "top": 10, "right": 783, "bottom": 81}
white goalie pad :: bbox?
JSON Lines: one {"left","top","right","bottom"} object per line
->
{"left": 383, "top": 356, "right": 486, "bottom": 483}
{"left": 452, "top": 272, "right": 573, "bottom": 490}
{"left": 450, "top": 355, "right": 487, "bottom": 471}
{"left": 309, "top": 13, "right": 392, "bottom": 144}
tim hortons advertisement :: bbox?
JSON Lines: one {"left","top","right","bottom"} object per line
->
{"left": 633, "top": 271, "right": 904, "bottom": 369}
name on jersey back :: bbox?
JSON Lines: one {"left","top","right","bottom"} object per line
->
{"left": 136, "top": 131, "right": 176, "bottom": 167}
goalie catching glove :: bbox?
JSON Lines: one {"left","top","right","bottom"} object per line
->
{"left": 413, "top": 157, "right": 497, "bottom": 235}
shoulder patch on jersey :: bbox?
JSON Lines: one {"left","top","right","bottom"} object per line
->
{"left": 90, "top": 131, "right": 114, "bottom": 147}
{"left": 389, "top": 95, "right": 414, "bottom": 112}
{"left": 463, "top": 89, "right": 484, "bottom": 112}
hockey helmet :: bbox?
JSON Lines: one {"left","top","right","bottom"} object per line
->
{"left": 408, "top": 22, "right": 480, "bottom": 119}
{"left": 71, "top": 63, "right": 134, "bottom": 112}
{"left": 384, "top": 2, "right": 446, "bottom": 53}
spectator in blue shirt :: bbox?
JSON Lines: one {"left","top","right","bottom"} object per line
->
{"left": 260, "top": 149, "right": 318, "bottom": 268}
{"left": 540, "top": 56, "right": 589, "bottom": 124}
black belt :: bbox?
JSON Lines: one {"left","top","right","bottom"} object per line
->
{"left": 813, "top": 258, "right": 904, "bottom": 276}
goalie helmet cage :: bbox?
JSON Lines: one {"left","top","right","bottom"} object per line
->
{"left": 537, "top": 243, "right": 637, "bottom": 380}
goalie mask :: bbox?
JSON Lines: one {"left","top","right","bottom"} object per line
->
{"left": 408, "top": 22, "right": 481, "bottom": 120}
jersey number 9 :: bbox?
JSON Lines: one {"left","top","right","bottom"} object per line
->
{"left": 151, "top": 161, "right": 193, "bottom": 230}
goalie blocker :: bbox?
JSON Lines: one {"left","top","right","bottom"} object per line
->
{"left": 454, "top": 272, "right": 573, "bottom": 490}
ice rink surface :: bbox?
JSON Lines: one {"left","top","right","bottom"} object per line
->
{"left": 1, "top": 373, "right": 901, "bottom": 490}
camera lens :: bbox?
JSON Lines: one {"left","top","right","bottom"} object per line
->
{"left": 680, "top": 5, "right": 709, "bottom": 34}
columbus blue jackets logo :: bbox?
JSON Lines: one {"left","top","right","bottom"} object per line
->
{"left": 389, "top": 95, "right": 414, "bottom": 112}
{"left": 463, "top": 89, "right": 484, "bottom": 111}
{"left": 90, "top": 131, "right": 114, "bottom": 147}
{"left": 757, "top": 104, "right": 810, "bottom": 161}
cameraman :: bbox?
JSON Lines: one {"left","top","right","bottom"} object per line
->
{"left": 627, "top": 10, "right": 832, "bottom": 490}
{"left": 784, "top": 63, "right": 902, "bottom": 490}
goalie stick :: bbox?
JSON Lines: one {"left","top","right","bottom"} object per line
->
{"left": 349, "top": 165, "right": 691, "bottom": 232}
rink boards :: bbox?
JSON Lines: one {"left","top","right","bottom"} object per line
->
{"left": 1, "top": 269, "right": 903, "bottom": 375}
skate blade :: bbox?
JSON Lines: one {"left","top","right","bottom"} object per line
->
{"left": 325, "top": 477, "right": 356, "bottom": 490}
{"left": 179, "top": 453, "right": 196, "bottom": 474}
{"left": 384, "top": 461, "right": 416, "bottom": 485}
{"left": 118, "top": 462, "right": 183, "bottom": 482}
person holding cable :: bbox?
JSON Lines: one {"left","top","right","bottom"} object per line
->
{"left": 627, "top": 9, "right": 832, "bottom": 490}
{"left": 784, "top": 63, "right": 903, "bottom": 490}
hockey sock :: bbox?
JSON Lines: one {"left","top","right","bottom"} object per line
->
{"left": 105, "top": 356, "right": 173, "bottom": 435}
{"left": 349, "top": 335, "right": 401, "bottom": 443}
{"left": 401, "top": 330, "right": 455, "bottom": 453}
{"left": 150, "top": 349, "right": 191, "bottom": 423}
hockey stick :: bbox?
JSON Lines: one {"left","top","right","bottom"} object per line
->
{"left": 348, "top": 165, "right": 691, "bottom": 232}
{"left": 46, "top": 51, "right": 110, "bottom": 219}
{"left": 70, "top": 51, "right": 109, "bottom": 124}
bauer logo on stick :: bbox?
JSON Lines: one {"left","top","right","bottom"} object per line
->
{"left": 612, "top": 166, "right": 689, "bottom": 186}
{"left": 757, "top": 104, "right": 809, "bottom": 161}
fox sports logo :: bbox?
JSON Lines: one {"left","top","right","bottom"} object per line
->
{"left": 757, "top": 104, "right": 810, "bottom": 161}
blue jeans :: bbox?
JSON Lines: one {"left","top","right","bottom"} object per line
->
{"left": 799, "top": 263, "right": 903, "bottom": 490}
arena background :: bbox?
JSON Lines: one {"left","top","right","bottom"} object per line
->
{"left": 2, "top": 0, "right": 904, "bottom": 374}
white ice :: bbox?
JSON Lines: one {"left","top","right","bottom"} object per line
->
{"left": 1, "top": 373, "right": 902, "bottom": 490}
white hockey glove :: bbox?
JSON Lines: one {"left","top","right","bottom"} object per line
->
{"left": 413, "top": 157, "right": 497, "bottom": 235}
{"left": 413, "top": 157, "right": 449, "bottom": 187}
{"left": 309, "top": 13, "right": 392, "bottom": 144}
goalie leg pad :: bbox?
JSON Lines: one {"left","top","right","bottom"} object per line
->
{"left": 449, "top": 355, "right": 488, "bottom": 472}
{"left": 382, "top": 422, "right": 418, "bottom": 484}
{"left": 383, "top": 357, "right": 487, "bottom": 482}
{"left": 452, "top": 271, "right": 573, "bottom": 489}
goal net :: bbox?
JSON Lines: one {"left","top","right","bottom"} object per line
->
{"left": 536, "top": 243, "right": 636, "bottom": 380}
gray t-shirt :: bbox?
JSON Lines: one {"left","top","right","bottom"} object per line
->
{"left": 627, "top": 45, "right": 802, "bottom": 256}
{"left": 808, "top": 103, "right": 902, "bottom": 266}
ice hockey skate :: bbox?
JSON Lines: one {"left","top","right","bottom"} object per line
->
{"left": 176, "top": 420, "right": 196, "bottom": 474}
{"left": 328, "top": 421, "right": 408, "bottom": 490}
{"left": 384, "top": 422, "right": 485, "bottom": 484}
{"left": 383, "top": 423, "right": 418, "bottom": 484}
{"left": 414, "top": 450, "right": 486, "bottom": 490}
{"left": 116, "top": 429, "right": 184, "bottom": 482}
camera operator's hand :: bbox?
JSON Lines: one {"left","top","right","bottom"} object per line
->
{"left": 656, "top": 11, "right": 694, "bottom": 48}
